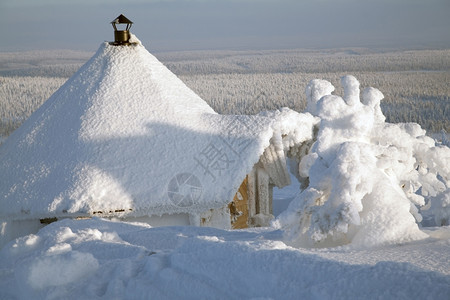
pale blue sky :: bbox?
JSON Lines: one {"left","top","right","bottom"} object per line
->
{"left": 1, "top": 0, "right": 449, "bottom": 52}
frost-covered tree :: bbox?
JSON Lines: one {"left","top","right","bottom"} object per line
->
{"left": 275, "top": 75, "right": 450, "bottom": 248}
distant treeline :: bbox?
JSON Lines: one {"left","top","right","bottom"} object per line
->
{"left": 0, "top": 48, "right": 449, "bottom": 142}
{"left": 160, "top": 48, "right": 450, "bottom": 75}
{"left": 178, "top": 71, "right": 449, "bottom": 133}
{"left": 0, "top": 76, "right": 66, "bottom": 138}
{"left": 0, "top": 50, "right": 92, "bottom": 78}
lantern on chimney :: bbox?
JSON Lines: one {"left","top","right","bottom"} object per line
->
{"left": 111, "top": 14, "right": 133, "bottom": 45}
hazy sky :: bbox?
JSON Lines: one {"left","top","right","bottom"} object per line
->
{"left": 1, "top": 0, "right": 449, "bottom": 52}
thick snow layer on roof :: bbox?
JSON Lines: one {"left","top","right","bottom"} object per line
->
{"left": 0, "top": 37, "right": 293, "bottom": 220}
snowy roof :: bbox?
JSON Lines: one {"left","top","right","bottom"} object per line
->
{"left": 0, "top": 37, "right": 277, "bottom": 220}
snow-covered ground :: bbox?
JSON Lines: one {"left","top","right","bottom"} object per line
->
{"left": 0, "top": 218, "right": 449, "bottom": 300}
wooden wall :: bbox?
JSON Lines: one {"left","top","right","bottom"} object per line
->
{"left": 229, "top": 176, "right": 249, "bottom": 229}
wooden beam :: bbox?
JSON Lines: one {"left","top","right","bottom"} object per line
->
{"left": 259, "top": 143, "right": 291, "bottom": 188}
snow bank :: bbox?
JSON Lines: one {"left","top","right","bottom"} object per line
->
{"left": 275, "top": 75, "right": 450, "bottom": 248}
{"left": 0, "top": 218, "right": 449, "bottom": 300}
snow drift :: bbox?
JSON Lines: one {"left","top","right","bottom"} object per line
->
{"left": 0, "top": 218, "right": 449, "bottom": 300}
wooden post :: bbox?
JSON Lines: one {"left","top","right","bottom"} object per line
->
{"left": 257, "top": 167, "right": 270, "bottom": 216}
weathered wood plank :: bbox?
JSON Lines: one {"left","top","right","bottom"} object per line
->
{"left": 229, "top": 176, "right": 249, "bottom": 229}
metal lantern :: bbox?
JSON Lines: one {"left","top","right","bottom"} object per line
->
{"left": 111, "top": 14, "right": 133, "bottom": 45}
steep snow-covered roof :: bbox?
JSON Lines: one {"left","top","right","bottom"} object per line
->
{"left": 0, "top": 37, "right": 276, "bottom": 220}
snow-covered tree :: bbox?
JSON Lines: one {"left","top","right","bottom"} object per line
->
{"left": 275, "top": 75, "right": 450, "bottom": 247}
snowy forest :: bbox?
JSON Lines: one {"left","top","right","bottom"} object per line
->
{"left": 1, "top": 48, "right": 449, "bottom": 144}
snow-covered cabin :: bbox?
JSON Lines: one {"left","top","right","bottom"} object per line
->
{"left": 0, "top": 17, "right": 315, "bottom": 247}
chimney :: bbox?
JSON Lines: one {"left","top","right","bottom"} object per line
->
{"left": 110, "top": 14, "right": 133, "bottom": 46}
